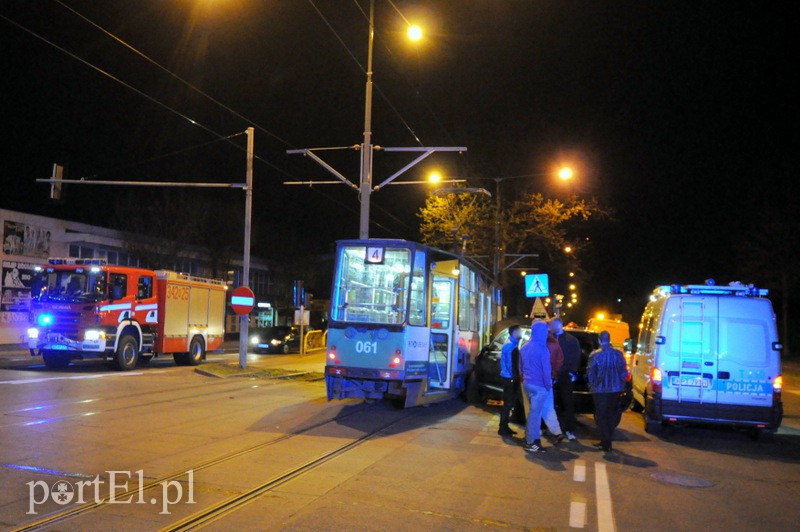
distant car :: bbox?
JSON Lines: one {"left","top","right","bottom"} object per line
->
{"left": 468, "top": 323, "right": 629, "bottom": 415}
{"left": 249, "top": 326, "right": 300, "bottom": 354}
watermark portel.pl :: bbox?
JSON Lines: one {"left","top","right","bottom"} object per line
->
{"left": 27, "top": 469, "right": 195, "bottom": 515}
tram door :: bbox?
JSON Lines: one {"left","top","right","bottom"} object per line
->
{"left": 429, "top": 269, "right": 457, "bottom": 389}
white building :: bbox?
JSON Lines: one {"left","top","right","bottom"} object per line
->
{"left": 1, "top": 208, "right": 285, "bottom": 345}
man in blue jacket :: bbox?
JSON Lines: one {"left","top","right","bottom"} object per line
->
{"left": 519, "top": 320, "right": 564, "bottom": 453}
{"left": 498, "top": 325, "right": 522, "bottom": 436}
{"left": 587, "top": 331, "right": 628, "bottom": 453}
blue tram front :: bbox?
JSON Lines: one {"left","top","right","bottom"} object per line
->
{"left": 325, "top": 239, "right": 501, "bottom": 407}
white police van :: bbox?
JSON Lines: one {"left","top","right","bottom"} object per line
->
{"left": 630, "top": 281, "right": 783, "bottom": 436}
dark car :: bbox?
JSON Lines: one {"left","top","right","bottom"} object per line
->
{"left": 249, "top": 326, "right": 300, "bottom": 354}
{"left": 468, "top": 323, "right": 629, "bottom": 415}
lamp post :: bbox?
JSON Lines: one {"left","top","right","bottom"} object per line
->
{"left": 359, "top": 0, "right": 377, "bottom": 240}
{"left": 483, "top": 168, "right": 573, "bottom": 279}
{"left": 286, "top": 3, "right": 465, "bottom": 237}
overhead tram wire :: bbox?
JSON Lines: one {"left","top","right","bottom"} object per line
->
{"left": 53, "top": 0, "right": 297, "bottom": 151}
{"left": 53, "top": 0, "right": 417, "bottom": 235}
{"left": 309, "top": 0, "right": 423, "bottom": 146}
{"left": 0, "top": 12, "right": 290, "bottom": 179}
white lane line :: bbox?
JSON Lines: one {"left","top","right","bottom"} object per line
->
{"left": 0, "top": 372, "right": 144, "bottom": 385}
{"left": 569, "top": 500, "right": 586, "bottom": 528}
{"left": 573, "top": 460, "right": 586, "bottom": 482}
{"left": 595, "top": 463, "right": 616, "bottom": 532}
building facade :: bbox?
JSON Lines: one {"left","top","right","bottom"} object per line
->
{"left": 1, "top": 208, "right": 288, "bottom": 345}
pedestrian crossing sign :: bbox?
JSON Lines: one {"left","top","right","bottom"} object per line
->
{"left": 524, "top": 273, "right": 549, "bottom": 298}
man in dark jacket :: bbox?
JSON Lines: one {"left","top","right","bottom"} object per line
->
{"left": 498, "top": 325, "right": 521, "bottom": 436}
{"left": 550, "top": 318, "right": 581, "bottom": 441}
{"left": 587, "top": 331, "right": 628, "bottom": 453}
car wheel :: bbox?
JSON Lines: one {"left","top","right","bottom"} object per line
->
{"left": 282, "top": 343, "right": 290, "bottom": 354}
{"left": 464, "top": 371, "right": 480, "bottom": 404}
{"left": 186, "top": 336, "right": 205, "bottom": 366}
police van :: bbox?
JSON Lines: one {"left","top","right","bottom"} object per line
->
{"left": 630, "top": 281, "right": 783, "bottom": 436}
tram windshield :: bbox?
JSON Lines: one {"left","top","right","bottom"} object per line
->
{"left": 332, "top": 245, "right": 412, "bottom": 325}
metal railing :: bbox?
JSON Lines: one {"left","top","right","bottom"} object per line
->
{"left": 303, "top": 330, "right": 327, "bottom": 353}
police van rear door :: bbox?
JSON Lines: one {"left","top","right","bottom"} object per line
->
{"left": 663, "top": 296, "right": 718, "bottom": 405}
{"left": 716, "top": 297, "right": 774, "bottom": 408}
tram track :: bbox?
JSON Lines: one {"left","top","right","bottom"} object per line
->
{"left": 0, "top": 364, "right": 314, "bottom": 428}
{"left": 161, "top": 412, "right": 414, "bottom": 531}
{"left": 12, "top": 401, "right": 379, "bottom": 531}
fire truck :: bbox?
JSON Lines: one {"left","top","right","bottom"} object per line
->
{"left": 26, "top": 258, "right": 227, "bottom": 370}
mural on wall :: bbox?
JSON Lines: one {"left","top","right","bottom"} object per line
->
{"left": 3, "top": 220, "right": 52, "bottom": 259}
{"left": 1, "top": 260, "right": 36, "bottom": 312}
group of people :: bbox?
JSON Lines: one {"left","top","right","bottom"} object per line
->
{"left": 498, "top": 318, "right": 628, "bottom": 454}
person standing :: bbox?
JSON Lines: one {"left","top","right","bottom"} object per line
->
{"left": 519, "top": 320, "right": 564, "bottom": 453}
{"left": 587, "top": 331, "right": 629, "bottom": 453}
{"left": 550, "top": 318, "right": 582, "bottom": 441}
{"left": 498, "top": 325, "right": 522, "bottom": 436}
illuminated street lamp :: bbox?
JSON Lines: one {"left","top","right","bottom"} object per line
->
{"left": 407, "top": 24, "right": 423, "bottom": 41}
{"left": 558, "top": 167, "right": 574, "bottom": 181}
{"left": 564, "top": 245, "right": 573, "bottom": 254}
{"left": 569, "top": 272, "right": 575, "bottom": 277}
{"left": 569, "top": 284, "right": 576, "bottom": 290}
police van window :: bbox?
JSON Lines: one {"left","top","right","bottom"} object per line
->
{"left": 109, "top": 273, "right": 127, "bottom": 300}
{"left": 720, "top": 319, "right": 768, "bottom": 365}
{"left": 137, "top": 276, "right": 154, "bottom": 299}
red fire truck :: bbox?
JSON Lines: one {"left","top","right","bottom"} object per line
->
{"left": 27, "top": 258, "right": 227, "bottom": 370}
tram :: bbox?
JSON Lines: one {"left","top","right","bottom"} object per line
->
{"left": 325, "top": 239, "right": 502, "bottom": 407}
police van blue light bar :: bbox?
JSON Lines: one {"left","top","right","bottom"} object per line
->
{"left": 656, "top": 282, "right": 767, "bottom": 298}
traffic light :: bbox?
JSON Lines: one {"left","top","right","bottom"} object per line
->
{"left": 50, "top": 164, "right": 63, "bottom": 201}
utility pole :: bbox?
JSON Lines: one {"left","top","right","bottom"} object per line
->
{"left": 359, "top": 0, "right": 376, "bottom": 240}
{"left": 286, "top": 0, "right": 465, "bottom": 238}
{"left": 238, "top": 127, "right": 254, "bottom": 369}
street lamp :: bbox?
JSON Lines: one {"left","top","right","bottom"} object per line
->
{"left": 558, "top": 167, "right": 574, "bottom": 181}
{"left": 564, "top": 245, "right": 573, "bottom": 253}
{"left": 407, "top": 25, "right": 423, "bottom": 41}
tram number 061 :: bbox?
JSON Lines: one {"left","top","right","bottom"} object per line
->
{"left": 355, "top": 341, "right": 378, "bottom": 354}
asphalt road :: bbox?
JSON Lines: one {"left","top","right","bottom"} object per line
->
{"left": 0, "top": 349, "right": 798, "bottom": 531}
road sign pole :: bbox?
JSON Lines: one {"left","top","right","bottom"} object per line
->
{"left": 239, "top": 127, "right": 254, "bottom": 369}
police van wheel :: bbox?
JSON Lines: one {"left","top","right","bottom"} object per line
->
{"left": 42, "top": 350, "right": 69, "bottom": 369}
{"left": 113, "top": 335, "right": 139, "bottom": 371}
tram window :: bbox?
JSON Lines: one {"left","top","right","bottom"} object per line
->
{"left": 431, "top": 280, "right": 452, "bottom": 329}
{"left": 333, "top": 246, "right": 411, "bottom": 324}
{"left": 409, "top": 251, "right": 426, "bottom": 326}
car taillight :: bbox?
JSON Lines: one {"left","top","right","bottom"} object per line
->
{"left": 651, "top": 367, "right": 663, "bottom": 394}
{"left": 328, "top": 346, "right": 339, "bottom": 364}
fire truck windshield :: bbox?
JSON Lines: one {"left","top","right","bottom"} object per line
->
{"left": 31, "top": 270, "right": 107, "bottom": 303}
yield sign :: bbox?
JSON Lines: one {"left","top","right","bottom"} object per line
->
{"left": 231, "top": 286, "right": 255, "bottom": 315}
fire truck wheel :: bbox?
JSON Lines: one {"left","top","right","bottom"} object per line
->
{"left": 42, "top": 350, "right": 70, "bottom": 369}
{"left": 113, "top": 335, "right": 140, "bottom": 371}
{"left": 186, "top": 336, "right": 205, "bottom": 366}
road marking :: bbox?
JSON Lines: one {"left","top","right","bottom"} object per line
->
{"left": 573, "top": 460, "right": 586, "bottom": 482}
{"left": 0, "top": 372, "right": 144, "bottom": 385}
{"left": 569, "top": 500, "right": 587, "bottom": 528}
{"left": 595, "top": 463, "right": 616, "bottom": 532}
{"left": 470, "top": 415, "right": 506, "bottom": 446}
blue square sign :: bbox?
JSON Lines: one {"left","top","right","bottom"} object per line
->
{"left": 525, "top": 274, "right": 549, "bottom": 298}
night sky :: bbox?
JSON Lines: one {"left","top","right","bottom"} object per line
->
{"left": 1, "top": 1, "right": 796, "bottom": 324}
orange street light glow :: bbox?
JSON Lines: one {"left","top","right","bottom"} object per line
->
{"left": 558, "top": 167, "right": 574, "bottom": 180}
{"left": 408, "top": 25, "right": 423, "bottom": 41}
